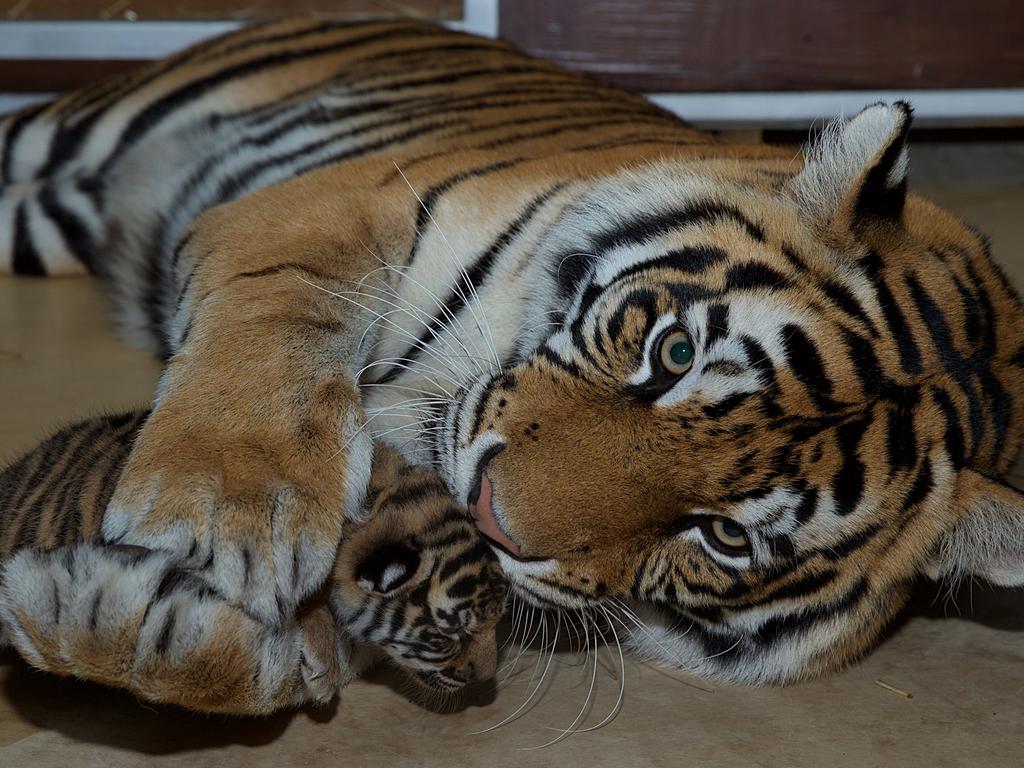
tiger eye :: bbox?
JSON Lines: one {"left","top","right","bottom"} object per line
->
{"left": 710, "top": 517, "right": 749, "bottom": 551}
{"left": 659, "top": 330, "right": 695, "bottom": 375}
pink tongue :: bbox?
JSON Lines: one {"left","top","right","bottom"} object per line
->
{"left": 471, "top": 474, "right": 521, "bottom": 556}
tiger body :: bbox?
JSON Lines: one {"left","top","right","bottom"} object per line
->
{"left": 0, "top": 412, "right": 506, "bottom": 713}
{"left": 1, "top": 18, "right": 1022, "bottom": 692}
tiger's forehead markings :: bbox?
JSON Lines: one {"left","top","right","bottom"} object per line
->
{"left": 591, "top": 242, "right": 729, "bottom": 289}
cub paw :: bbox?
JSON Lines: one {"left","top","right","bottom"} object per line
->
{"left": 296, "top": 605, "right": 354, "bottom": 705}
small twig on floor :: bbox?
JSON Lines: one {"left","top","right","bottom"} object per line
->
{"left": 875, "top": 680, "right": 914, "bottom": 699}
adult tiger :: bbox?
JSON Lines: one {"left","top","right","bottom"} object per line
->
{"left": 1, "top": 18, "right": 1021, "bottom": 687}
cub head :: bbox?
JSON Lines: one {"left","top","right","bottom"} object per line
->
{"left": 331, "top": 446, "right": 508, "bottom": 696}
{"left": 440, "top": 102, "right": 1024, "bottom": 683}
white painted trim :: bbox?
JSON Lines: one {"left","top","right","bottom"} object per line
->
{"left": 443, "top": 0, "right": 499, "bottom": 37}
{"left": 0, "top": 93, "right": 53, "bottom": 112}
{"left": 0, "top": 21, "right": 242, "bottom": 60}
{"left": 647, "top": 89, "right": 1024, "bottom": 129}
{"left": 0, "top": 0, "right": 499, "bottom": 61}
{"left": 4, "top": 88, "right": 1023, "bottom": 129}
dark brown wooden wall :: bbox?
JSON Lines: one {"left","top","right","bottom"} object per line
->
{"left": 1, "top": 1, "right": 1023, "bottom": 95}
{"left": 500, "top": 0, "right": 1024, "bottom": 92}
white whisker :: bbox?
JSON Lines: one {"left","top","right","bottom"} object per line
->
{"left": 393, "top": 162, "right": 502, "bottom": 372}
{"left": 526, "top": 610, "right": 598, "bottom": 749}
{"left": 471, "top": 610, "right": 561, "bottom": 735}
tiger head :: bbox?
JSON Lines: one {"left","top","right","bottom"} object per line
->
{"left": 439, "top": 103, "right": 1024, "bottom": 683}
{"left": 331, "top": 445, "right": 508, "bottom": 696}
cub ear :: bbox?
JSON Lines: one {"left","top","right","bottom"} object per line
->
{"left": 791, "top": 101, "right": 913, "bottom": 238}
{"left": 355, "top": 541, "right": 421, "bottom": 594}
{"left": 922, "top": 470, "right": 1024, "bottom": 587}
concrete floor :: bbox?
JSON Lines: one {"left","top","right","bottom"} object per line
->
{"left": 1, "top": 145, "right": 1022, "bottom": 767}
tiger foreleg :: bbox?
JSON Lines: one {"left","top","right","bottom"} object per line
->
{"left": 99, "top": 175, "right": 413, "bottom": 625}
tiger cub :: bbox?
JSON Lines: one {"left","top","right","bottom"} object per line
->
{"left": 0, "top": 411, "right": 507, "bottom": 714}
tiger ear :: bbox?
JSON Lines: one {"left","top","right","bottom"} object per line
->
{"left": 791, "top": 101, "right": 913, "bottom": 239}
{"left": 921, "top": 470, "right": 1024, "bottom": 587}
{"left": 355, "top": 541, "right": 421, "bottom": 594}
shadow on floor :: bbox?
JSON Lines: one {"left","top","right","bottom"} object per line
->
{"left": 0, "top": 652, "right": 306, "bottom": 753}
{"left": 0, "top": 650, "right": 497, "bottom": 755}
{"left": 904, "top": 579, "right": 1024, "bottom": 631}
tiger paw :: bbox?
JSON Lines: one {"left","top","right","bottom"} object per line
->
{"left": 101, "top": 409, "right": 373, "bottom": 624}
{"left": 0, "top": 543, "right": 178, "bottom": 677}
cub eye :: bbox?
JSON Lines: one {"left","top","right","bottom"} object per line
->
{"left": 706, "top": 516, "right": 751, "bottom": 555}
{"left": 658, "top": 329, "right": 695, "bottom": 375}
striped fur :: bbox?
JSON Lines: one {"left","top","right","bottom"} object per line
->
{"left": 1, "top": 20, "right": 1022, "bottom": 686}
{"left": 0, "top": 413, "right": 506, "bottom": 713}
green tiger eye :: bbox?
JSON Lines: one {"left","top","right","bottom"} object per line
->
{"left": 669, "top": 340, "right": 693, "bottom": 365}
{"left": 659, "top": 329, "right": 695, "bottom": 375}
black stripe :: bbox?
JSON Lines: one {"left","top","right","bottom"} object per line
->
{"left": 781, "top": 323, "right": 833, "bottom": 403}
{"left": 360, "top": 38, "right": 520, "bottom": 66}
{"left": 567, "top": 133, "right": 687, "bottom": 155}
{"left": 606, "top": 246, "right": 728, "bottom": 290}
{"left": 793, "top": 487, "right": 819, "bottom": 524}
{"left": 12, "top": 203, "right": 46, "bottom": 276}
{"left": 841, "top": 328, "right": 885, "bottom": 398}
{"left": 155, "top": 607, "right": 178, "bottom": 655}
{"left": 701, "top": 392, "right": 751, "bottom": 420}
{"left": 37, "top": 183, "right": 99, "bottom": 271}
{"left": 753, "top": 577, "right": 868, "bottom": 646}
{"left": 90, "top": 26, "right": 453, "bottom": 176}
{"left": 832, "top": 417, "right": 870, "bottom": 516}
{"left": 731, "top": 569, "right": 837, "bottom": 609}
{"left": 951, "top": 273, "right": 983, "bottom": 346}
{"left": 904, "top": 455, "right": 934, "bottom": 511}
{"left": 705, "top": 303, "right": 729, "bottom": 347}
{"left": 195, "top": 19, "right": 341, "bottom": 63}
{"left": 373, "top": 184, "right": 561, "bottom": 386}
{"left": 821, "top": 278, "right": 877, "bottom": 336}
{"left": 904, "top": 272, "right": 956, "bottom": 365}
{"left": 860, "top": 252, "right": 922, "bottom": 375}
{"left": 590, "top": 202, "right": 766, "bottom": 255}
{"left": 377, "top": 479, "right": 443, "bottom": 511}
{"left": 396, "top": 89, "right": 638, "bottom": 125}
{"left": 931, "top": 386, "right": 965, "bottom": 467}
{"left": 725, "top": 262, "right": 792, "bottom": 292}
{"left": 821, "top": 522, "right": 882, "bottom": 560}
{"left": 905, "top": 271, "right": 986, "bottom": 450}
{"left": 739, "top": 336, "right": 783, "bottom": 418}
{"left": 438, "top": 539, "right": 493, "bottom": 582}
{"left": 606, "top": 288, "right": 658, "bottom": 345}
{"left": 538, "top": 345, "right": 585, "bottom": 379}
{"left": 54, "top": 430, "right": 116, "bottom": 547}
{"left": 885, "top": 401, "right": 918, "bottom": 470}
{"left": 408, "top": 159, "right": 522, "bottom": 263}
{"left": 471, "top": 114, "right": 674, "bottom": 153}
